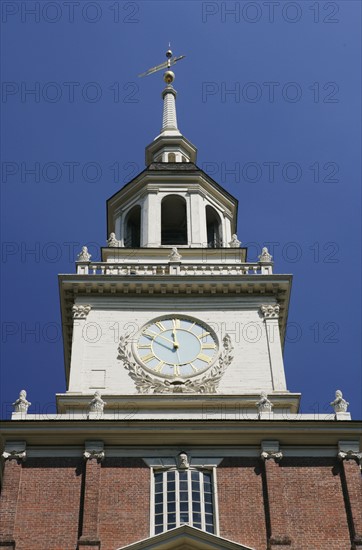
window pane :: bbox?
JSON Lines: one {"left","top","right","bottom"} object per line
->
{"left": 204, "top": 492, "right": 213, "bottom": 503}
{"left": 155, "top": 503, "right": 163, "bottom": 514}
{"left": 167, "top": 502, "right": 175, "bottom": 513}
{"left": 191, "top": 471, "right": 199, "bottom": 481}
{"left": 180, "top": 491, "right": 188, "bottom": 501}
{"left": 206, "top": 524, "right": 214, "bottom": 533}
{"left": 193, "top": 502, "right": 201, "bottom": 512}
{"left": 180, "top": 481, "right": 188, "bottom": 491}
{"left": 155, "top": 525, "right": 163, "bottom": 534}
{"left": 154, "top": 473, "right": 163, "bottom": 483}
{"left": 192, "top": 491, "right": 200, "bottom": 501}
{"left": 167, "top": 471, "right": 175, "bottom": 481}
{"left": 205, "top": 513, "right": 214, "bottom": 524}
{"left": 180, "top": 502, "right": 188, "bottom": 512}
{"left": 155, "top": 514, "right": 163, "bottom": 525}
{"left": 179, "top": 471, "right": 187, "bottom": 481}
{"left": 205, "top": 503, "right": 213, "bottom": 514}
{"left": 194, "top": 522, "right": 202, "bottom": 529}
{"left": 180, "top": 513, "right": 189, "bottom": 523}
{"left": 155, "top": 493, "right": 163, "bottom": 503}
{"left": 193, "top": 512, "right": 201, "bottom": 523}
{"left": 168, "top": 523, "right": 176, "bottom": 529}
{"left": 167, "top": 481, "right": 175, "bottom": 492}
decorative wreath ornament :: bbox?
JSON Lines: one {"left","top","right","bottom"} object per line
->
{"left": 117, "top": 334, "right": 233, "bottom": 394}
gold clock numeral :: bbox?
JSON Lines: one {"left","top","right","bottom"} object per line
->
{"left": 155, "top": 321, "right": 166, "bottom": 331}
{"left": 202, "top": 343, "right": 216, "bottom": 350}
{"left": 154, "top": 361, "right": 165, "bottom": 373}
{"left": 198, "top": 353, "right": 212, "bottom": 364}
{"left": 190, "top": 363, "right": 199, "bottom": 373}
{"left": 187, "top": 322, "right": 196, "bottom": 332}
{"left": 138, "top": 344, "right": 151, "bottom": 350}
{"left": 198, "top": 332, "right": 210, "bottom": 340}
{"left": 172, "top": 318, "right": 181, "bottom": 329}
{"left": 143, "top": 329, "right": 158, "bottom": 339}
{"left": 173, "top": 364, "right": 180, "bottom": 376}
{"left": 141, "top": 352, "right": 156, "bottom": 363}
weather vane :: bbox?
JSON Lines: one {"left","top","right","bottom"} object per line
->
{"left": 138, "top": 45, "right": 185, "bottom": 84}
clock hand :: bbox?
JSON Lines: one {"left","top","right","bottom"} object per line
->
{"left": 172, "top": 328, "right": 180, "bottom": 349}
{"left": 155, "top": 333, "right": 176, "bottom": 346}
{"left": 153, "top": 339, "right": 174, "bottom": 352}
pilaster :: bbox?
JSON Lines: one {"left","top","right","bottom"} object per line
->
{"left": 142, "top": 191, "right": 160, "bottom": 247}
{"left": 68, "top": 305, "right": 92, "bottom": 392}
{"left": 188, "top": 191, "right": 207, "bottom": 247}
{"left": 338, "top": 441, "right": 362, "bottom": 547}
{"left": 78, "top": 441, "right": 104, "bottom": 550}
{"left": 0, "top": 442, "right": 26, "bottom": 549}
{"left": 261, "top": 441, "right": 291, "bottom": 549}
{"left": 260, "top": 305, "right": 287, "bottom": 391}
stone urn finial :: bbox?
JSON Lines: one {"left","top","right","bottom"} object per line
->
{"left": 229, "top": 234, "right": 241, "bottom": 248}
{"left": 89, "top": 391, "right": 107, "bottom": 413}
{"left": 258, "top": 247, "right": 272, "bottom": 263}
{"left": 13, "top": 389, "right": 31, "bottom": 413}
{"left": 330, "top": 390, "right": 349, "bottom": 413}
{"left": 77, "top": 246, "right": 91, "bottom": 262}
{"left": 256, "top": 391, "right": 273, "bottom": 413}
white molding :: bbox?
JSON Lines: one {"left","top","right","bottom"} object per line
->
{"left": 10, "top": 445, "right": 346, "bottom": 459}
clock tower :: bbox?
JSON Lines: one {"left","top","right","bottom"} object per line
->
{"left": 58, "top": 55, "right": 299, "bottom": 417}
{"left": 1, "top": 51, "right": 361, "bottom": 550}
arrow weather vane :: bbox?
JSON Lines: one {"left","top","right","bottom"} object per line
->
{"left": 138, "top": 45, "right": 185, "bottom": 80}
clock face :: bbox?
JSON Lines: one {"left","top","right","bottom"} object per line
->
{"left": 134, "top": 316, "right": 219, "bottom": 379}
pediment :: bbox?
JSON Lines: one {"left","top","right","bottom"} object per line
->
{"left": 115, "top": 525, "right": 255, "bottom": 550}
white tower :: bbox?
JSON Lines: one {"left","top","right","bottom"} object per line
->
{"left": 57, "top": 50, "right": 300, "bottom": 418}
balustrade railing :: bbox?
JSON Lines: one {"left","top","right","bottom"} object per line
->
{"left": 76, "top": 262, "right": 273, "bottom": 276}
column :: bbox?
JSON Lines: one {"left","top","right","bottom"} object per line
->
{"left": 260, "top": 305, "right": 287, "bottom": 391}
{"left": 0, "top": 442, "right": 27, "bottom": 549}
{"left": 78, "top": 441, "right": 104, "bottom": 549}
{"left": 338, "top": 441, "right": 362, "bottom": 546}
{"left": 261, "top": 441, "right": 291, "bottom": 549}
{"left": 142, "top": 191, "right": 160, "bottom": 247}
{"left": 189, "top": 191, "right": 206, "bottom": 247}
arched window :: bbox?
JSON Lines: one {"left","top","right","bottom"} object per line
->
{"left": 168, "top": 153, "right": 176, "bottom": 162}
{"left": 161, "top": 195, "right": 187, "bottom": 245}
{"left": 124, "top": 205, "right": 141, "bottom": 247}
{"left": 206, "top": 206, "right": 222, "bottom": 248}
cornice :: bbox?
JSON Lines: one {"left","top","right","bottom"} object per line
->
{"left": 1, "top": 419, "right": 361, "bottom": 449}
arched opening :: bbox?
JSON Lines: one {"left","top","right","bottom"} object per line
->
{"left": 168, "top": 153, "right": 176, "bottom": 162}
{"left": 161, "top": 195, "right": 187, "bottom": 245}
{"left": 206, "top": 206, "right": 222, "bottom": 248}
{"left": 124, "top": 205, "right": 141, "bottom": 247}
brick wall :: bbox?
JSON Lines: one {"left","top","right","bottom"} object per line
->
{"left": 12, "top": 458, "right": 82, "bottom": 550}
{"left": 217, "top": 456, "right": 361, "bottom": 550}
{"left": 217, "top": 457, "right": 267, "bottom": 549}
{"left": 97, "top": 458, "right": 150, "bottom": 549}
{"left": 1, "top": 454, "right": 361, "bottom": 550}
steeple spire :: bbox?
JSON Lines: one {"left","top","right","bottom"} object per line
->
{"left": 160, "top": 50, "right": 181, "bottom": 136}
{"left": 142, "top": 48, "right": 197, "bottom": 165}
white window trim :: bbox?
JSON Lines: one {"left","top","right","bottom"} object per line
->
{"left": 150, "top": 466, "right": 218, "bottom": 537}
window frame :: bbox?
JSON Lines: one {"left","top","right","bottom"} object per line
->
{"left": 150, "top": 465, "right": 219, "bottom": 536}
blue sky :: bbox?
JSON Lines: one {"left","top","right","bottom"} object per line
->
{"left": 1, "top": 0, "right": 361, "bottom": 419}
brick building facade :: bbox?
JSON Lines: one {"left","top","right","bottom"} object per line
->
{"left": 1, "top": 51, "right": 361, "bottom": 550}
